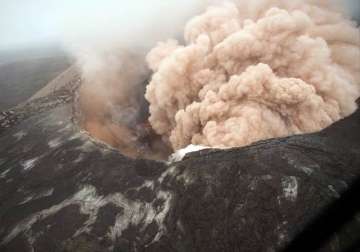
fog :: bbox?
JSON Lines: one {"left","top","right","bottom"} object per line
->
{"left": 0, "top": 0, "right": 208, "bottom": 50}
{"left": 0, "top": 0, "right": 358, "bottom": 50}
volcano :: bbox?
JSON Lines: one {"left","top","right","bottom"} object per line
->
{"left": 0, "top": 66, "right": 359, "bottom": 252}
{"left": 1, "top": 0, "right": 360, "bottom": 251}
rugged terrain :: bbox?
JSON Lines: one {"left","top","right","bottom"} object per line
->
{"left": 0, "top": 66, "right": 359, "bottom": 252}
{"left": 0, "top": 47, "right": 71, "bottom": 111}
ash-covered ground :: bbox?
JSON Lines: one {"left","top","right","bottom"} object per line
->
{"left": 0, "top": 46, "right": 72, "bottom": 111}
{"left": 1, "top": 1, "right": 360, "bottom": 248}
{"left": 0, "top": 59, "right": 360, "bottom": 251}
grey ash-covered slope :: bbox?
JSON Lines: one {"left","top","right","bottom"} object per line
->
{"left": 0, "top": 83, "right": 360, "bottom": 251}
{"left": 0, "top": 48, "right": 71, "bottom": 111}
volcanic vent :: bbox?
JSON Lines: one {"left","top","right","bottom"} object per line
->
{"left": 72, "top": 0, "right": 360, "bottom": 160}
{"left": 74, "top": 50, "right": 172, "bottom": 160}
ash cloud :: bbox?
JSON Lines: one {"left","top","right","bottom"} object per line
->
{"left": 64, "top": 0, "right": 360, "bottom": 157}
{"left": 145, "top": 0, "right": 360, "bottom": 150}
{"left": 63, "top": 0, "right": 207, "bottom": 158}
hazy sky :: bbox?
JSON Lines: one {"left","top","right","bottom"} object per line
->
{"left": 0, "top": 0, "right": 208, "bottom": 50}
{"left": 0, "top": 0, "right": 359, "bottom": 50}
{"left": 1, "top": 0, "right": 68, "bottom": 49}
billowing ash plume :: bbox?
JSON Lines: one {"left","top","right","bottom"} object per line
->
{"left": 76, "top": 50, "right": 151, "bottom": 157}
{"left": 145, "top": 0, "right": 360, "bottom": 150}
{"left": 64, "top": 0, "right": 207, "bottom": 159}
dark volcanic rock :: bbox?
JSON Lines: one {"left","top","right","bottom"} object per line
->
{"left": 0, "top": 93, "right": 359, "bottom": 251}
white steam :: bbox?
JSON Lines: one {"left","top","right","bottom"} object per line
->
{"left": 62, "top": 0, "right": 209, "bottom": 158}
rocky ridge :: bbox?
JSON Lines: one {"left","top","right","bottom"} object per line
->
{"left": 0, "top": 71, "right": 359, "bottom": 251}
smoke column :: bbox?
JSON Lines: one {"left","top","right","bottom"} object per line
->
{"left": 64, "top": 0, "right": 207, "bottom": 159}
{"left": 145, "top": 0, "right": 360, "bottom": 150}
{"left": 66, "top": 0, "right": 360, "bottom": 158}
